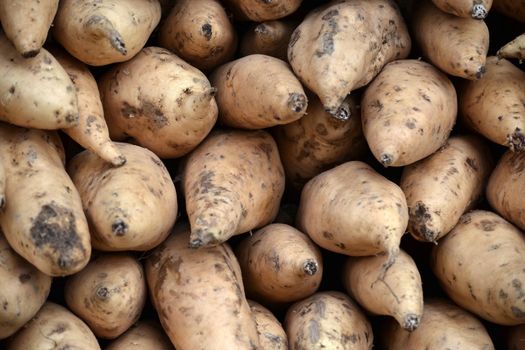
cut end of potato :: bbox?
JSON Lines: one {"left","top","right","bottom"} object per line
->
{"left": 302, "top": 259, "right": 318, "bottom": 276}
{"left": 111, "top": 219, "right": 128, "bottom": 236}
{"left": 21, "top": 48, "right": 40, "bottom": 59}
{"left": 188, "top": 229, "right": 222, "bottom": 249}
{"left": 409, "top": 202, "right": 438, "bottom": 243}
{"left": 403, "top": 313, "right": 420, "bottom": 332}
{"left": 508, "top": 128, "right": 525, "bottom": 152}
{"left": 471, "top": 4, "right": 488, "bottom": 19}
{"left": 475, "top": 65, "right": 486, "bottom": 80}
{"left": 288, "top": 93, "right": 307, "bottom": 114}
{"left": 380, "top": 153, "right": 394, "bottom": 167}
{"left": 327, "top": 104, "right": 351, "bottom": 121}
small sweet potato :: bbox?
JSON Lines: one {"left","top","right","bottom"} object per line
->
{"left": 412, "top": 1, "right": 489, "bottom": 80}
{"left": 235, "top": 223, "right": 323, "bottom": 304}
{"left": 106, "top": 321, "right": 174, "bottom": 350}
{"left": 249, "top": 300, "right": 288, "bottom": 350}
{"left": 240, "top": 20, "right": 296, "bottom": 61}
{"left": 64, "top": 254, "right": 147, "bottom": 339}
{"left": 223, "top": 0, "right": 302, "bottom": 21}
{"left": 497, "top": 33, "right": 525, "bottom": 60}
{"left": 145, "top": 223, "right": 260, "bottom": 349}
{"left": 182, "top": 129, "right": 285, "bottom": 248}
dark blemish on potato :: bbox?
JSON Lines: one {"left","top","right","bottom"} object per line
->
{"left": 270, "top": 251, "right": 280, "bottom": 271}
{"left": 309, "top": 319, "right": 320, "bottom": 343}
{"left": 288, "top": 93, "right": 307, "bottom": 113}
{"left": 512, "top": 279, "right": 525, "bottom": 297}
{"left": 508, "top": 128, "right": 525, "bottom": 152}
{"left": 405, "top": 119, "right": 416, "bottom": 129}
{"left": 465, "top": 157, "right": 478, "bottom": 172}
{"left": 257, "top": 143, "right": 273, "bottom": 160}
{"left": 18, "top": 273, "right": 31, "bottom": 283}
{"left": 112, "top": 219, "right": 128, "bottom": 236}
{"left": 410, "top": 202, "right": 436, "bottom": 242}
{"left": 370, "top": 99, "right": 383, "bottom": 111}
{"left": 468, "top": 283, "right": 477, "bottom": 300}
{"left": 476, "top": 219, "right": 496, "bottom": 231}
{"left": 323, "top": 231, "right": 334, "bottom": 240}
{"left": 316, "top": 10, "right": 339, "bottom": 57}
{"left": 315, "top": 123, "right": 328, "bottom": 136}
{"left": 334, "top": 242, "right": 346, "bottom": 249}
{"left": 289, "top": 29, "right": 301, "bottom": 48}
{"left": 8, "top": 86, "right": 15, "bottom": 94}
{"left": 30, "top": 202, "right": 84, "bottom": 271}
{"left": 201, "top": 23, "right": 212, "bottom": 40}
{"left": 47, "top": 323, "right": 68, "bottom": 336}
{"left": 511, "top": 306, "right": 525, "bottom": 318}
{"left": 489, "top": 243, "right": 501, "bottom": 251}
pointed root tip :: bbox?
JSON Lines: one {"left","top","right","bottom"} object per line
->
{"left": 21, "top": 49, "right": 40, "bottom": 58}
{"left": 508, "top": 128, "right": 525, "bottom": 152}
{"left": 303, "top": 259, "right": 318, "bottom": 276}
{"left": 111, "top": 219, "right": 128, "bottom": 236}
{"left": 288, "top": 93, "right": 307, "bottom": 114}
{"left": 403, "top": 314, "right": 421, "bottom": 332}
{"left": 111, "top": 155, "right": 127, "bottom": 167}
{"left": 327, "top": 105, "right": 350, "bottom": 121}
{"left": 471, "top": 4, "right": 488, "bottom": 19}
{"left": 380, "top": 154, "right": 393, "bottom": 167}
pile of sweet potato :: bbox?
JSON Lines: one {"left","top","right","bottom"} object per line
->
{"left": 0, "top": 0, "right": 524, "bottom": 349}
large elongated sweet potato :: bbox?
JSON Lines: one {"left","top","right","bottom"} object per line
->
{"left": 145, "top": 223, "right": 260, "bottom": 349}
{"left": 288, "top": 0, "right": 411, "bottom": 118}
{"left": 0, "top": 0, "right": 59, "bottom": 57}
{"left": 0, "top": 123, "right": 91, "bottom": 276}
{"left": 431, "top": 210, "right": 525, "bottom": 325}
{"left": 99, "top": 47, "right": 218, "bottom": 159}
{"left": 182, "top": 129, "right": 285, "bottom": 248}
{"left": 53, "top": 0, "right": 161, "bottom": 66}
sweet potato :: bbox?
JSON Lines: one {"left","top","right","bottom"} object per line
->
{"left": 51, "top": 47, "right": 126, "bottom": 167}
{"left": 182, "top": 129, "right": 285, "bottom": 248}
{"left": 0, "top": 230, "right": 51, "bottom": 339}
{"left": 401, "top": 134, "right": 494, "bottom": 242}
{"left": 274, "top": 94, "right": 367, "bottom": 190}
{"left": 0, "top": 32, "right": 78, "bottom": 130}
{"left": 158, "top": 0, "right": 237, "bottom": 71}
{"left": 342, "top": 249, "right": 423, "bottom": 332}
{"left": 296, "top": 161, "right": 408, "bottom": 260}
{"left": 235, "top": 223, "right": 323, "bottom": 304}
{"left": 98, "top": 46, "right": 218, "bottom": 159}
{"left": 431, "top": 0, "right": 492, "bottom": 18}
{"left": 210, "top": 54, "right": 307, "bottom": 129}
{"left": 67, "top": 142, "right": 177, "bottom": 251}
{"left": 487, "top": 149, "right": 525, "bottom": 231}
{"left": 507, "top": 324, "right": 525, "bottom": 350}
{"left": 0, "top": 123, "right": 91, "bottom": 276}
{"left": 106, "top": 321, "right": 174, "bottom": 350}
{"left": 0, "top": 0, "right": 58, "bottom": 57}
{"left": 431, "top": 210, "right": 525, "bottom": 325}
{"left": 240, "top": 20, "right": 296, "bottom": 61}
{"left": 459, "top": 56, "right": 525, "bottom": 151}
{"left": 53, "top": 0, "right": 161, "bottom": 66}
{"left": 379, "top": 298, "right": 495, "bottom": 349}
{"left": 412, "top": 1, "right": 489, "bottom": 80}
{"left": 288, "top": 0, "right": 411, "bottom": 118}
{"left": 362, "top": 59, "right": 457, "bottom": 167}
{"left": 493, "top": 0, "right": 525, "bottom": 22}
{"left": 248, "top": 300, "right": 288, "bottom": 350}
{"left": 6, "top": 302, "right": 100, "bottom": 350}
{"left": 223, "top": 0, "right": 302, "bottom": 21}
{"left": 284, "top": 291, "right": 373, "bottom": 350}
{"left": 64, "top": 254, "right": 147, "bottom": 339}
{"left": 145, "top": 223, "right": 260, "bottom": 349}
{"left": 497, "top": 33, "right": 525, "bottom": 60}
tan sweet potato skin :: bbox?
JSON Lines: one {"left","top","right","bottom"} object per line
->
{"left": 487, "top": 150, "right": 525, "bottom": 231}
{"left": 459, "top": 57, "right": 525, "bottom": 151}
{"left": 223, "top": 0, "right": 303, "bottom": 21}
{"left": 53, "top": 0, "right": 161, "bottom": 66}
{"left": 431, "top": 210, "right": 525, "bottom": 325}
{"left": 210, "top": 54, "right": 307, "bottom": 129}
{"left": 182, "top": 129, "right": 285, "bottom": 248}
{"left": 6, "top": 302, "right": 101, "bottom": 350}
{"left": 362, "top": 59, "right": 457, "bottom": 167}
{"left": 145, "top": 223, "right": 260, "bottom": 350}
{"left": 342, "top": 249, "right": 423, "bottom": 331}
{"left": 99, "top": 46, "right": 218, "bottom": 159}
{"left": 106, "top": 321, "right": 175, "bottom": 350}
{"left": 431, "top": 0, "right": 492, "bottom": 18}
{"left": 235, "top": 223, "right": 323, "bottom": 304}
{"left": 0, "top": 33, "right": 79, "bottom": 130}
{"left": 68, "top": 142, "right": 177, "bottom": 251}
{"left": 0, "top": 0, "right": 59, "bottom": 57}
{"left": 64, "top": 254, "right": 147, "bottom": 339}
{"left": 497, "top": 33, "right": 525, "bottom": 60}
{"left": 379, "top": 298, "right": 495, "bottom": 350}
{"left": 248, "top": 300, "right": 288, "bottom": 350}
{"left": 240, "top": 20, "right": 296, "bottom": 61}
{"left": 285, "top": 291, "right": 373, "bottom": 350}
{"left": 158, "top": 0, "right": 237, "bottom": 71}
{"left": 401, "top": 135, "right": 494, "bottom": 242}
{"left": 296, "top": 161, "right": 408, "bottom": 257}
{"left": 0, "top": 124, "right": 91, "bottom": 277}
{"left": 51, "top": 47, "right": 126, "bottom": 167}
{"left": 0, "top": 230, "right": 51, "bottom": 339}
{"left": 288, "top": 0, "right": 411, "bottom": 117}
{"left": 412, "top": 1, "right": 489, "bottom": 80}
{"left": 274, "top": 94, "right": 367, "bottom": 190}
